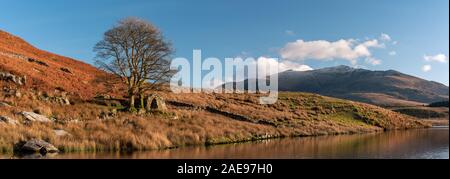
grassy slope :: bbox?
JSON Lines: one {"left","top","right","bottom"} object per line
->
{"left": 0, "top": 30, "right": 124, "bottom": 99}
{"left": 389, "top": 106, "right": 449, "bottom": 126}
{"left": 0, "top": 90, "right": 429, "bottom": 153}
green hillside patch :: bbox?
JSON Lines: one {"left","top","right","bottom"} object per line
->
{"left": 327, "top": 112, "right": 372, "bottom": 127}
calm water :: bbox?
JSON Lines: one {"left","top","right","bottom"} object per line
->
{"left": 2, "top": 128, "right": 449, "bottom": 159}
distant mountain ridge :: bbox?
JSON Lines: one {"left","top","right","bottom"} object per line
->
{"left": 226, "top": 65, "right": 449, "bottom": 107}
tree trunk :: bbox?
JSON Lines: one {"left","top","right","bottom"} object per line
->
{"left": 140, "top": 93, "right": 145, "bottom": 110}
{"left": 129, "top": 92, "right": 136, "bottom": 111}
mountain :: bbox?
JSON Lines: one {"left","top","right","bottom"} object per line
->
{"left": 0, "top": 30, "right": 434, "bottom": 153}
{"left": 0, "top": 30, "right": 121, "bottom": 99}
{"left": 226, "top": 65, "right": 449, "bottom": 107}
{"left": 2, "top": 29, "right": 448, "bottom": 107}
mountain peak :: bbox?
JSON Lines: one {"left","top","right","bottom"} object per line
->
{"left": 316, "top": 65, "right": 357, "bottom": 73}
{"left": 275, "top": 65, "right": 449, "bottom": 106}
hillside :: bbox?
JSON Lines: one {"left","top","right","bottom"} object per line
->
{"left": 0, "top": 30, "right": 432, "bottom": 153}
{"left": 228, "top": 65, "right": 449, "bottom": 107}
{"left": 0, "top": 30, "right": 122, "bottom": 99}
{"left": 0, "top": 90, "right": 429, "bottom": 153}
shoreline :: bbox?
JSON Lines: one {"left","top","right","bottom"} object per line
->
{"left": 0, "top": 92, "right": 434, "bottom": 156}
{"left": 3, "top": 126, "right": 435, "bottom": 157}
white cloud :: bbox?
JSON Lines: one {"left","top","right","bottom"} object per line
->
{"left": 422, "top": 65, "right": 432, "bottom": 72}
{"left": 279, "top": 39, "right": 384, "bottom": 65}
{"left": 257, "top": 57, "right": 313, "bottom": 76}
{"left": 392, "top": 41, "right": 398, "bottom": 45}
{"left": 389, "top": 51, "right": 397, "bottom": 56}
{"left": 224, "top": 57, "right": 313, "bottom": 82}
{"left": 365, "top": 57, "right": 382, "bottom": 66}
{"left": 380, "top": 33, "right": 392, "bottom": 41}
{"left": 367, "top": 39, "right": 385, "bottom": 47}
{"left": 424, "top": 54, "right": 447, "bottom": 63}
{"left": 278, "top": 60, "right": 314, "bottom": 71}
{"left": 285, "top": 30, "right": 295, "bottom": 36}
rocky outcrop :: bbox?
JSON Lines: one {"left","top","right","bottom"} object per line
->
{"left": 14, "top": 139, "right": 59, "bottom": 154}
{"left": 36, "top": 92, "right": 71, "bottom": 105}
{"left": 2, "top": 87, "right": 23, "bottom": 98}
{"left": 20, "top": 111, "right": 53, "bottom": 123}
{"left": 146, "top": 94, "right": 167, "bottom": 112}
{"left": 51, "top": 96, "right": 70, "bottom": 105}
{"left": 0, "top": 71, "right": 26, "bottom": 86}
{"left": 0, "top": 51, "right": 27, "bottom": 61}
{"left": 0, "top": 116, "right": 20, "bottom": 126}
{"left": 0, "top": 101, "right": 12, "bottom": 107}
{"left": 60, "top": 67, "right": 72, "bottom": 74}
{"left": 27, "top": 58, "right": 49, "bottom": 67}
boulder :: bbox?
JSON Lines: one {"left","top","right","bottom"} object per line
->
{"left": 38, "top": 94, "right": 70, "bottom": 105}
{"left": 0, "top": 71, "right": 25, "bottom": 86}
{"left": 0, "top": 116, "right": 20, "bottom": 126}
{"left": 47, "top": 96, "right": 70, "bottom": 105}
{"left": 2, "top": 88, "right": 22, "bottom": 98}
{"left": 20, "top": 111, "right": 53, "bottom": 123}
{"left": 146, "top": 94, "right": 167, "bottom": 112}
{"left": 14, "top": 139, "right": 59, "bottom": 154}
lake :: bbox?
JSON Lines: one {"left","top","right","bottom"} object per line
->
{"left": 2, "top": 127, "right": 448, "bottom": 159}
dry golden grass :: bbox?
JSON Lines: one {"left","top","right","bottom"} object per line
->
{"left": 0, "top": 90, "right": 429, "bottom": 153}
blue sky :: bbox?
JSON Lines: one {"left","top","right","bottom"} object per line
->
{"left": 1, "top": 0, "right": 449, "bottom": 85}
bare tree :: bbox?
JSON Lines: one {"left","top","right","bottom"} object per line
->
{"left": 94, "top": 17, "right": 173, "bottom": 111}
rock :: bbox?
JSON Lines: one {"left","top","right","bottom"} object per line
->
{"left": 146, "top": 94, "right": 167, "bottom": 112}
{"left": 14, "top": 90, "right": 22, "bottom": 98}
{"left": 95, "top": 94, "right": 112, "bottom": 100}
{"left": 49, "top": 96, "right": 70, "bottom": 105}
{"left": 0, "top": 71, "right": 26, "bottom": 86}
{"left": 57, "top": 96, "right": 70, "bottom": 105}
{"left": 0, "top": 101, "right": 11, "bottom": 107}
{"left": 64, "top": 97, "right": 70, "bottom": 105}
{"left": 60, "top": 67, "right": 72, "bottom": 74}
{"left": 28, "top": 58, "right": 49, "bottom": 67}
{"left": 0, "top": 116, "right": 20, "bottom": 126}
{"left": 20, "top": 111, "right": 53, "bottom": 123}
{"left": 99, "top": 110, "right": 117, "bottom": 120}
{"left": 38, "top": 93, "right": 71, "bottom": 105}
{"left": 2, "top": 88, "right": 22, "bottom": 98}
{"left": 53, "top": 129, "right": 71, "bottom": 137}
{"left": 14, "top": 139, "right": 59, "bottom": 154}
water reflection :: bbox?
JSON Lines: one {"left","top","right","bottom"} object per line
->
{"left": 3, "top": 128, "right": 449, "bottom": 159}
